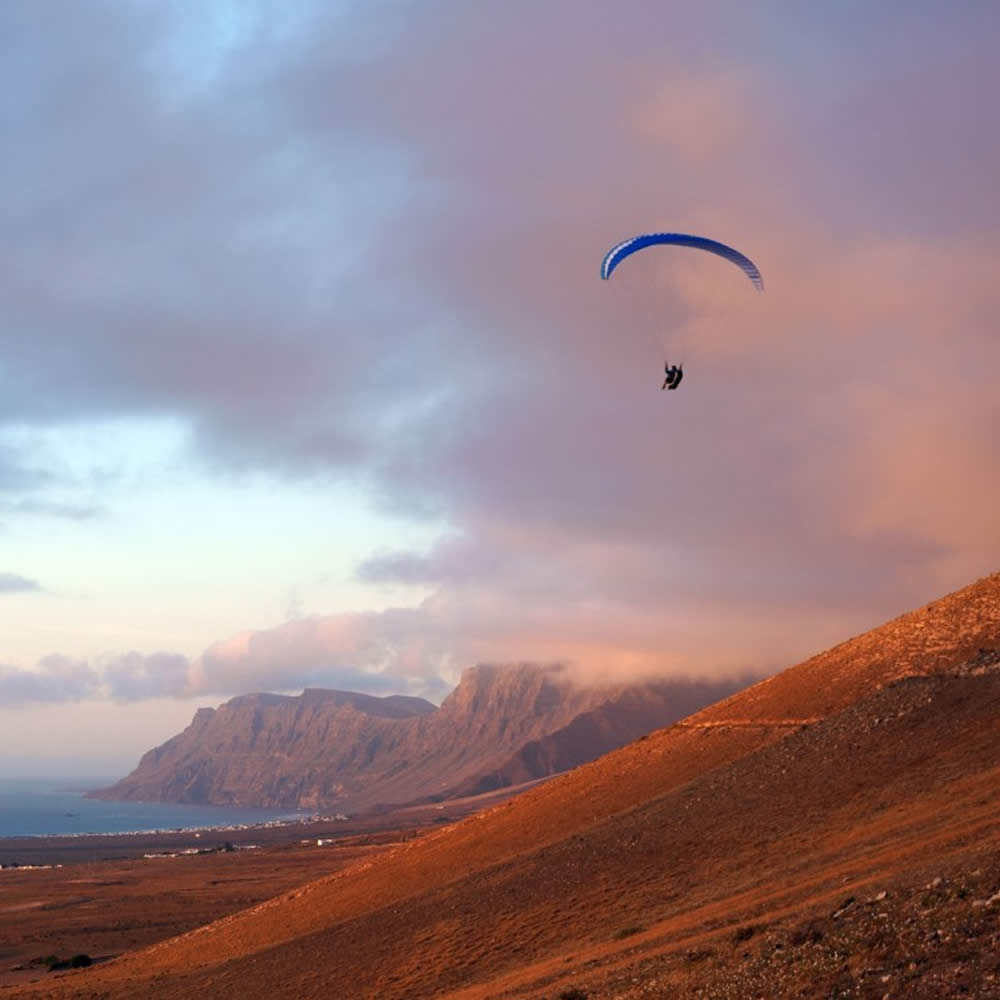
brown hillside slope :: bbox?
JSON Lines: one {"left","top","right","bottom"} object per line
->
{"left": 688, "top": 570, "right": 1000, "bottom": 725}
{"left": 23, "top": 571, "right": 1000, "bottom": 998}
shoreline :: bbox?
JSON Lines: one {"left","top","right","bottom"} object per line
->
{"left": 0, "top": 811, "right": 332, "bottom": 843}
{"left": 0, "top": 780, "right": 537, "bottom": 868}
{"left": 0, "top": 815, "right": 409, "bottom": 867}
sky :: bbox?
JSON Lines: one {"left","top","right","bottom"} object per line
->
{"left": 2, "top": 1, "right": 998, "bottom": 776}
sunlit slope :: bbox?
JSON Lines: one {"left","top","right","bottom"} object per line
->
{"left": 688, "top": 571, "right": 1000, "bottom": 725}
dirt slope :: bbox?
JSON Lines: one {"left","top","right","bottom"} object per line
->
{"left": 23, "top": 571, "right": 1000, "bottom": 999}
{"left": 688, "top": 569, "right": 1000, "bottom": 724}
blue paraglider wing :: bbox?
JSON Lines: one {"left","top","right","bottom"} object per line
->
{"left": 601, "top": 233, "right": 763, "bottom": 291}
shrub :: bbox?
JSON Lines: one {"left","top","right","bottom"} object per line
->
{"left": 685, "top": 948, "right": 715, "bottom": 963}
{"left": 789, "top": 922, "right": 824, "bottom": 946}
{"left": 47, "top": 953, "right": 92, "bottom": 972}
{"left": 614, "top": 925, "right": 644, "bottom": 939}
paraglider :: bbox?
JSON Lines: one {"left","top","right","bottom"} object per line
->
{"left": 601, "top": 232, "right": 763, "bottom": 390}
{"left": 662, "top": 363, "right": 683, "bottom": 391}
{"left": 600, "top": 232, "right": 763, "bottom": 289}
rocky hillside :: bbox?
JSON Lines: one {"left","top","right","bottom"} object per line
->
{"left": 92, "top": 665, "right": 742, "bottom": 811}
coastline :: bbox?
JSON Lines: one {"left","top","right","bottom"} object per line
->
{"left": 0, "top": 776, "right": 313, "bottom": 842}
{"left": 1, "top": 811, "right": 331, "bottom": 842}
{"left": 0, "top": 815, "right": 381, "bottom": 868}
{"left": 0, "top": 778, "right": 538, "bottom": 868}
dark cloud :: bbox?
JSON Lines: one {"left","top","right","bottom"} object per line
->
{"left": 1, "top": 1, "right": 409, "bottom": 472}
{"left": 0, "top": 572, "right": 42, "bottom": 594}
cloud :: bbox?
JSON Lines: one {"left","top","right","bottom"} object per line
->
{"left": 102, "top": 651, "right": 193, "bottom": 702}
{"left": 0, "top": 446, "right": 54, "bottom": 493}
{"left": 0, "top": 572, "right": 42, "bottom": 594}
{"left": 0, "top": 499, "right": 103, "bottom": 521}
{"left": 0, "top": 626, "right": 455, "bottom": 708}
{"left": 336, "top": 2, "right": 1000, "bottom": 657}
{"left": 357, "top": 534, "right": 500, "bottom": 586}
{"left": 1, "top": 2, "right": 998, "bottom": 692}
{"left": 0, "top": 435, "right": 107, "bottom": 529}
{"left": 195, "top": 610, "right": 455, "bottom": 701}
{"left": 0, "top": 654, "right": 100, "bottom": 707}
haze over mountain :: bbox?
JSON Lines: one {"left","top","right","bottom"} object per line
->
{"left": 93, "top": 666, "right": 744, "bottom": 812}
{"left": 26, "top": 571, "right": 1000, "bottom": 999}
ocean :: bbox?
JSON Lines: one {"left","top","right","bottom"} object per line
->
{"left": 0, "top": 777, "right": 309, "bottom": 838}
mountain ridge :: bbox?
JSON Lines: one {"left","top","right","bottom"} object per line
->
{"left": 92, "top": 664, "right": 744, "bottom": 812}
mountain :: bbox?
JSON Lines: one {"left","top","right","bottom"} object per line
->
{"left": 92, "top": 665, "right": 744, "bottom": 811}
{"left": 38, "top": 571, "right": 1000, "bottom": 1000}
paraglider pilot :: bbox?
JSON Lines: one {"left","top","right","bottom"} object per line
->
{"left": 662, "top": 363, "right": 683, "bottom": 390}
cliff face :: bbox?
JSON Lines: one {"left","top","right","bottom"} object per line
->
{"left": 444, "top": 679, "right": 745, "bottom": 798}
{"left": 91, "top": 665, "right": 743, "bottom": 811}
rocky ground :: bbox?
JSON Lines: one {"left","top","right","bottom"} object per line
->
{"left": 597, "top": 848, "right": 1000, "bottom": 999}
